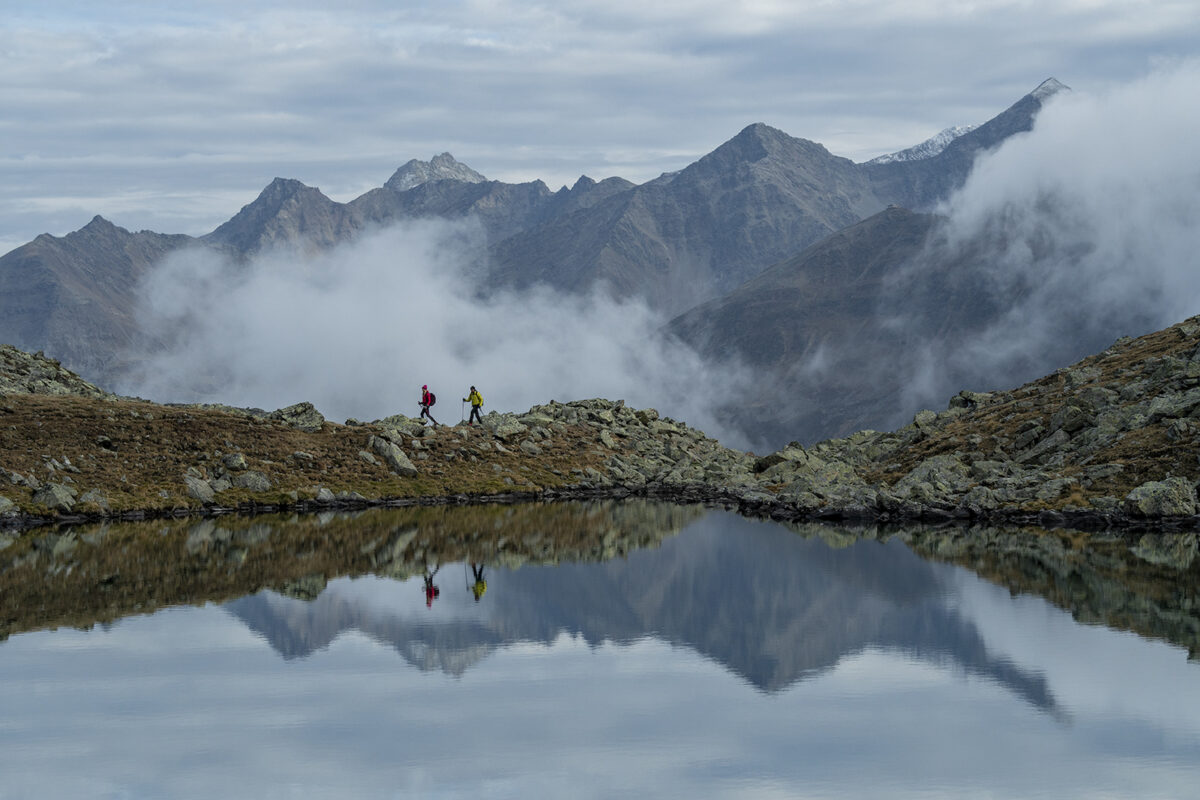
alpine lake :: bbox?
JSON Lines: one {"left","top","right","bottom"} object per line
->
{"left": 2, "top": 499, "right": 1198, "bottom": 799}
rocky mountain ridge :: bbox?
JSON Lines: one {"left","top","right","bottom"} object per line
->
{"left": 4, "top": 307, "right": 1200, "bottom": 534}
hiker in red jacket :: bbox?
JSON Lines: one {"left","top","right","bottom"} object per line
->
{"left": 423, "top": 564, "right": 441, "bottom": 607}
{"left": 420, "top": 384, "right": 439, "bottom": 426}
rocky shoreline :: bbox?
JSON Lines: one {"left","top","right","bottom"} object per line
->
{"left": 6, "top": 313, "right": 1200, "bottom": 537}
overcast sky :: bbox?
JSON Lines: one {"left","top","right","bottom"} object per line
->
{"left": 2, "top": 0, "right": 1198, "bottom": 253}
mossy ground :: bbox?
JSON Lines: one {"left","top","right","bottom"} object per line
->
{"left": 0, "top": 500, "right": 697, "bottom": 641}
{"left": 0, "top": 394, "right": 612, "bottom": 521}
{"left": 863, "top": 321, "right": 1200, "bottom": 507}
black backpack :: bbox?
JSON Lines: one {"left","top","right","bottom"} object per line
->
{"left": 428, "top": 392, "right": 436, "bottom": 406}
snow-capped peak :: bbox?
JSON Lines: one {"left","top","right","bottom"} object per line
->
{"left": 385, "top": 153, "right": 487, "bottom": 193}
{"left": 865, "top": 124, "right": 979, "bottom": 165}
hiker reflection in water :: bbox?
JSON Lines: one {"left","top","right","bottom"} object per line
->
{"left": 470, "top": 563, "right": 487, "bottom": 602}
{"left": 423, "top": 564, "right": 441, "bottom": 607}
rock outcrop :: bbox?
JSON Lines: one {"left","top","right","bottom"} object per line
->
{"left": 1, "top": 345, "right": 110, "bottom": 398}
{"left": 5, "top": 312, "right": 1200, "bottom": 530}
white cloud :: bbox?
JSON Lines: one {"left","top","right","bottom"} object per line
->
{"left": 120, "top": 219, "right": 761, "bottom": 447}
{"left": 888, "top": 60, "right": 1200, "bottom": 414}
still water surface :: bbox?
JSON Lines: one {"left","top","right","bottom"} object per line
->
{"left": 1, "top": 502, "right": 1198, "bottom": 798}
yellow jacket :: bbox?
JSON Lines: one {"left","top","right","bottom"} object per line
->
{"left": 467, "top": 389, "right": 483, "bottom": 407}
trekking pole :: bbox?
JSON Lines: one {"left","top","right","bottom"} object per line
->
{"left": 461, "top": 399, "right": 465, "bottom": 423}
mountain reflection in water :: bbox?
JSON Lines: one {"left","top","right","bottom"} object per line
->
{"left": 3, "top": 501, "right": 1198, "bottom": 672}
{"left": 227, "top": 514, "right": 1060, "bottom": 716}
{"left": 3, "top": 500, "right": 1200, "bottom": 798}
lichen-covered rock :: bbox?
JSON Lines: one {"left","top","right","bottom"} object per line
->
{"left": 891, "top": 454, "right": 972, "bottom": 507}
{"left": 0, "top": 345, "right": 110, "bottom": 398}
{"left": 1049, "top": 404, "right": 1095, "bottom": 434}
{"left": 368, "top": 435, "right": 418, "bottom": 478}
{"left": 948, "top": 390, "right": 994, "bottom": 410}
{"left": 374, "top": 414, "right": 429, "bottom": 438}
{"left": 1123, "top": 477, "right": 1197, "bottom": 517}
{"left": 776, "top": 459, "right": 867, "bottom": 504}
{"left": 77, "top": 489, "right": 110, "bottom": 510}
{"left": 269, "top": 401, "right": 325, "bottom": 432}
{"left": 32, "top": 482, "right": 77, "bottom": 511}
{"left": 232, "top": 470, "right": 272, "bottom": 492}
{"left": 220, "top": 452, "right": 248, "bottom": 472}
{"left": 0, "top": 494, "right": 14, "bottom": 513}
{"left": 184, "top": 475, "right": 215, "bottom": 503}
{"left": 489, "top": 419, "right": 529, "bottom": 441}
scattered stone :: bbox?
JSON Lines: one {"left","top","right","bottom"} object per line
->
{"left": 269, "top": 402, "right": 325, "bottom": 432}
{"left": 368, "top": 435, "right": 418, "bottom": 478}
{"left": 1124, "top": 477, "right": 1197, "bottom": 517}
{"left": 490, "top": 419, "right": 529, "bottom": 441}
{"left": 78, "top": 488, "right": 110, "bottom": 510}
{"left": 221, "top": 452, "right": 248, "bottom": 472}
{"left": 232, "top": 470, "right": 272, "bottom": 492}
{"left": 184, "top": 475, "right": 215, "bottom": 504}
{"left": 32, "top": 482, "right": 77, "bottom": 512}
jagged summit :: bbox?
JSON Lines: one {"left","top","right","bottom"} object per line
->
{"left": 203, "top": 177, "right": 346, "bottom": 254}
{"left": 83, "top": 214, "right": 115, "bottom": 229}
{"left": 1031, "top": 77, "right": 1070, "bottom": 101}
{"left": 260, "top": 177, "right": 311, "bottom": 197}
{"left": 693, "top": 122, "right": 833, "bottom": 172}
{"left": 730, "top": 122, "right": 795, "bottom": 152}
{"left": 385, "top": 153, "right": 487, "bottom": 193}
{"left": 207, "top": 177, "right": 330, "bottom": 234}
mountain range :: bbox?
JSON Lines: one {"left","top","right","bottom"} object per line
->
{"left": 226, "top": 511, "right": 1058, "bottom": 706}
{"left": 0, "top": 79, "right": 1072, "bottom": 447}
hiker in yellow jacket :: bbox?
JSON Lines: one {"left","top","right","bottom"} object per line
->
{"left": 464, "top": 385, "right": 483, "bottom": 425}
{"left": 471, "top": 562, "right": 487, "bottom": 602}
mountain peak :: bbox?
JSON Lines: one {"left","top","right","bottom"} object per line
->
{"left": 70, "top": 215, "right": 132, "bottom": 240}
{"left": 203, "top": 177, "right": 338, "bottom": 253}
{"left": 737, "top": 122, "right": 789, "bottom": 145}
{"left": 385, "top": 153, "right": 487, "bottom": 193}
{"left": 83, "top": 214, "right": 117, "bottom": 230}
{"left": 703, "top": 123, "right": 796, "bottom": 165}
{"left": 1031, "top": 77, "right": 1070, "bottom": 101}
{"left": 260, "top": 177, "right": 312, "bottom": 198}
